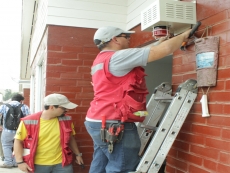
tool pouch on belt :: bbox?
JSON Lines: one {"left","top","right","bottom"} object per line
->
{"left": 101, "top": 123, "right": 124, "bottom": 143}
{"left": 100, "top": 122, "right": 124, "bottom": 153}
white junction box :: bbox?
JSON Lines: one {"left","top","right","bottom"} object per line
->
{"left": 141, "top": 0, "right": 197, "bottom": 35}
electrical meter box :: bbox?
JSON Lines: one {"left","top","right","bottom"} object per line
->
{"left": 141, "top": 0, "right": 197, "bottom": 35}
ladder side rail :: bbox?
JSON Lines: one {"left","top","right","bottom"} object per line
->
{"left": 148, "top": 91, "right": 197, "bottom": 173}
{"left": 137, "top": 90, "right": 169, "bottom": 135}
{"left": 137, "top": 82, "right": 172, "bottom": 136}
{"left": 137, "top": 92, "right": 172, "bottom": 155}
{"left": 135, "top": 89, "right": 189, "bottom": 173}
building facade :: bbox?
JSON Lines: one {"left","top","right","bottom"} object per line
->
{"left": 20, "top": 0, "right": 230, "bottom": 172}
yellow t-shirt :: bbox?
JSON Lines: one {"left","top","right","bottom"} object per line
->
{"left": 15, "top": 117, "right": 76, "bottom": 165}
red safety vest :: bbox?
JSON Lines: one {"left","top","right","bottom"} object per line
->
{"left": 86, "top": 51, "right": 149, "bottom": 122}
{"left": 21, "top": 112, "right": 73, "bottom": 172}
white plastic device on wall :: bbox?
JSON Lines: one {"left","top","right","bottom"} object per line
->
{"left": 141, "top": 0, "right": 197, "bottom": 36}
{"left": 200, "top": 87, "right": 210, "bottom": 117}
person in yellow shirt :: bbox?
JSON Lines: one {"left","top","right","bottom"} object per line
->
{"left": 14, "top": 93, "right": 84, "bottom": 173}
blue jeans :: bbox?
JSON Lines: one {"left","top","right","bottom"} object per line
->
{"left": 0, "top": 130, "right": 4, "bottom": 158}
{"left": 1, "top": 130, "right": 16, "bottom": 166}
{"left": 34, "top": 163, "right": 73, "bottom": 173}
{"left": 84, "top": 121, "right": 141, "bottom": 173}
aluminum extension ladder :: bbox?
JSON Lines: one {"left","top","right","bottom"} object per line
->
{"left": 131, "top": 79, "right": 198, "bottom": 173}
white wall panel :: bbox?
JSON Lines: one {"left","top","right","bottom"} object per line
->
{"left": 47, "top": 0, "right": 129, "bottom": 29}
{"left": 48, "top": 0, "right": 127, "bottom": 13}
{"left": 47, "top": 16, "right": 127, "bottom": 30}
{"left": 127, "top": 0, "right": 135, "bottom": 6}
{"left": 30, "top": 0, "right": 47, "bottom": 65}
{"left": 48, "top": 7, "right": 127, "bottom": 23}
{"left": 126, "top": 0, "right": 154, "bottom": 30}
{"left": 64, "top": 0, "right": 128, "bottom": 6}
{"left": 21, "top": 0, "right": 35, "bottom": 79}
{"left": 46, "top": 0, "right": 155, "bottom": 31}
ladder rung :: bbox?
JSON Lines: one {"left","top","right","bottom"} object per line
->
{"left": 154, "top": 97, "right": 173, "bottom": 100}
{"left": 140, "top": 125, "right": 158, "bottom": 131}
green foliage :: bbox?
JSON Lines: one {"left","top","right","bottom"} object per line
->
{"left": 3, "top": 89, "right": 18, "bottom": 101}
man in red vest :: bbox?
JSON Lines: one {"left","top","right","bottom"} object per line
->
{"left": 85, "top": 26, "right": 191, "bottom": 173}
{"left": 14, "top": 93, "right": 84, "bottom": 173}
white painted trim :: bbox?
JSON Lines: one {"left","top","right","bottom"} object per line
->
{"left": 34, "top": 65, "right": 42, "bottom": 112}
{"left": 36, "top": 51, "right": 45, "bottom": 66}
{"left": 34, "top": 50, "right": 45, "bottom": 112}
{"left": 30, "top": 75, "right": 35, "bottom": 113}
{"left": 30, "top": 0, "right": 48, "bottom": 66}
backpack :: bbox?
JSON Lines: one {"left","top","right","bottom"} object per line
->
{"left": 4, "top": 103, "right": 24, "bottom": 130}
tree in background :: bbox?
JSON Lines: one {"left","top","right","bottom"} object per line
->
{"left": 3, "top": 89, "right": 18, "bottom": 101}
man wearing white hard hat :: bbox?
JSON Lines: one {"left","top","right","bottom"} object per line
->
{"left": 13, "top": 93, "right": 84, "bottom": 173}
{"left": 85, "top": 26, "right": 192, "bottom": 173}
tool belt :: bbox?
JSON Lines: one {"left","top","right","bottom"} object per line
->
{"left": 100, "top": 120, "right": 125, "bottom": 153}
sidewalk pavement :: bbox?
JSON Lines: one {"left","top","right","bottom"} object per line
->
{"left": 0, "top": 160, "right": 23, "bottom": 173}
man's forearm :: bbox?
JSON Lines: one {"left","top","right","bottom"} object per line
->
{"left": 148, "top": 29, "right": 191, "bottom": 62}
{"left": 69, "top": 135, "right": 81, "bottom": 155}
{"left": 14, "top": 139, "right": 24, "bottom": 162}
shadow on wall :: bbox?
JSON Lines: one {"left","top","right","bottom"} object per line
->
{"left": 144, "top": 55, "right": 172, "bottom": 102}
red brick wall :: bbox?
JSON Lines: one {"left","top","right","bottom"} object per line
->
{"left": 46, "top": 25, "right": 99, "bottom": 173}
{"left": 22, "top": 88, "right": 30, "bottom": 108}
{"left": 130, "top": 1, "right": 230, "bottom": 173}
{"left": 167, "top": 1, "right": 230, "bottom": 173}
{"left": 129, "top": 25, "right": 155, "bottom": 48}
